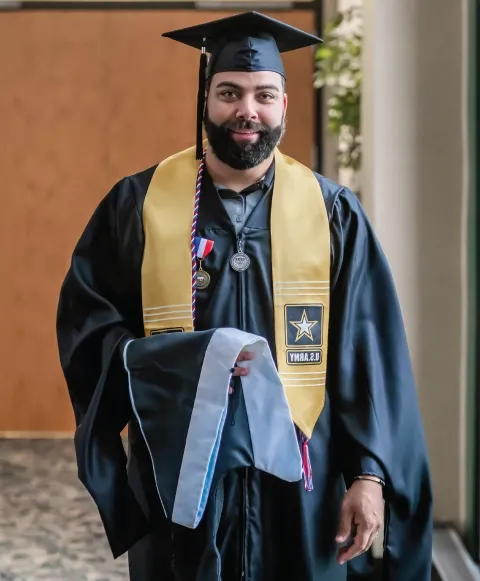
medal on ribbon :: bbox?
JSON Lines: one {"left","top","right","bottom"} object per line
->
{"left": 230, "top": 236, "right": 250, "bottom": 272}
{"left": 194, "top": 236, "right": 214, "bottom": 290}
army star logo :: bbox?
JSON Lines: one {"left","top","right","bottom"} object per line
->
{"left": 289, "top": 309, "right": 318, "bottom": 342}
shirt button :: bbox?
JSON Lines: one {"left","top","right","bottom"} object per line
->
{"left": 236, "top": 214, "right": 243, "bottom": 222}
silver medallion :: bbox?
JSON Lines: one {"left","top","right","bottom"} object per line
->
{"left": 196, "top": 268, "right": 211, "bottom": 290}
{"left": 230, "top": 251, "right": 250, "bottom": 272}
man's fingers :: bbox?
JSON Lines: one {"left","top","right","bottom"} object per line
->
{"left": 231, "top": 351, "right": 254, "bottom": 376}
{"left": 236, "top": 351, "right": 255, "bottom": 362}
{"left": 337, "top": 522, "right": 375, "bottom": 565}
{"left": 337, "top": 532, "right": 369, "bottom": 564}
{"left": 364, "top": 524, "right": 382, "bottom": 554}
{"left": 335, "top": 504, "right": 353, "bottom": 543}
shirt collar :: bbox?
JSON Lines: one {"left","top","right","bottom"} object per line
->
{"left": 214, "top": 159, "right": 275, "bottom": 197}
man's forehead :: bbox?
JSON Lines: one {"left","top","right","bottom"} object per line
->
{"left": 211, "top": 70, "right": 284, "bottom": 90}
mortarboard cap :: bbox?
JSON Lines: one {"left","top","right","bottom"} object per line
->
{"left": 162, "top": 12, "right": 322, "bottom": 159}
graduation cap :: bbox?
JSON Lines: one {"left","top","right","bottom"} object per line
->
{"left": 162, "top": 12, "right": 322, "bottom": 159}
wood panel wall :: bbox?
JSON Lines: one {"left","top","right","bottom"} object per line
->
{"left": 0, "top": 9, "right": 316, "bottom": 432}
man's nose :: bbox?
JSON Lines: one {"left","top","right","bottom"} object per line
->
{"left": 235, "top": 96, "right": 259, "bottom": 121}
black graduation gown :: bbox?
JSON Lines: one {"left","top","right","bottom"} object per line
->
{"left": 56, "top": 164, "right": 433, "bottom": 581}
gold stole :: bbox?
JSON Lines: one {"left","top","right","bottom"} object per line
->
{"left": 141, "top": 145, "right": 330, "bottom": 439}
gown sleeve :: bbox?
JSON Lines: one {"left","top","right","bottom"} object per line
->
{"left": 56, "top": 176, "right": 151, "bottom": 558}
{"left": 328, "top": 187, "right": 433, "bottom": 581}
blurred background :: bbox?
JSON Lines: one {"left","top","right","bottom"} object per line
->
{"left": 0, "top": 0, "right": 479, "bottom": 579}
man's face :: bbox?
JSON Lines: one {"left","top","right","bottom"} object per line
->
{"left": 204, "top": 70, "right": 288, "bottom": 170}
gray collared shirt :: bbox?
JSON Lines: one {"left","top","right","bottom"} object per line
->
{"left": 215, "top": 162, "right": 275, "bottom": 235}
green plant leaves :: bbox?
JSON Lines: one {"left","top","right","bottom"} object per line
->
{"left": 314, "top": 7, "right": 363, "bottom": 171}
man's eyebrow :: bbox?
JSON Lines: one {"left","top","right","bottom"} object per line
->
{"left": 215, "top": 81, "right": 280, "bottom": 92}
{"left": 254, "top": 84, "right": 280, "bottom": 92}
{"left": 215, "top": 81, "right": 243, "bottom": 91}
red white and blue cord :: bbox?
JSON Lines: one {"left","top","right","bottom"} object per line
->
{"left": 191, "top": 152, "right": 206, "bottom": 327}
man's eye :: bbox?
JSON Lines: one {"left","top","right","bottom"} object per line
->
{"left": 259, "top": 93, "right": 275, "bottom": 101}
{"left": 220, "top": 91, "right": 237, "bottom": 99}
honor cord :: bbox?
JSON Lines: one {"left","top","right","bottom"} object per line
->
{"left": 191, "top": 152, "right": 206, "bottom": 327}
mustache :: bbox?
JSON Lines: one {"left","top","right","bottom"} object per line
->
{"left": 222, "top": 119, "right": 270, "bottom": 133}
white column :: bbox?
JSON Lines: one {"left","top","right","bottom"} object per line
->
{"left": 362, "top": 0, "right": 469, "bottom": 529}
{"left": 362, "top": 0, "right": 421, "bottom": 361}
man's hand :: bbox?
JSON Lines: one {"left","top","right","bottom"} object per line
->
{"left": 335, "top": 479, "right": 384, "bottom": 565}
{"left": 231, "top": 351, "right": 255, "bottom": 376}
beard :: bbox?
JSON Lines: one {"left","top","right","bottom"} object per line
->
{"left": 203, "top": 107, "right": 285, "bottom": 170}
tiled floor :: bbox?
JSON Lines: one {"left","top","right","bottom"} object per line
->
{"left": 0, "top": 439, "right": 128, "bottom": 581}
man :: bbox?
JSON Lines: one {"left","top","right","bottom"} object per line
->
{"left": 56, "top": 12, "right": 433, "bottom": 581}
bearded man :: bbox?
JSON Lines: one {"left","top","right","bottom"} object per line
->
{"left": 56, "top": 11, "right": 433, "bottom": 581}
